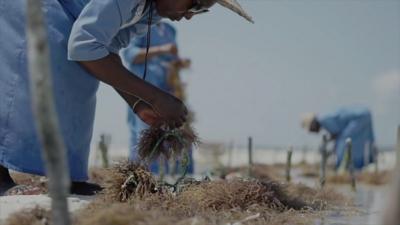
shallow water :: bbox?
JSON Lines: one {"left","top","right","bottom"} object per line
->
{"left": 315, "top": 184, "right": 388, "bottom": 225}
{"left": 291, "top": 170, "right": 389, "bottom": 225}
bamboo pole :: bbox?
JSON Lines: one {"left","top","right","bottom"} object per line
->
{"left": 319, "top": 135, "right": 328, "bottom": 188}
{"left": 247, "top": 137, "right": 253, "bottom": 177}
{"left": 248, "top": 137, "right": 253, "bottom": 166}
{"left": 373, "top": 145, "right": 379, "bottom": 174}
{"left": 397, "top": 125, "right": 400, "bottom": 167}
{"left": 345, "top": 138, "right": 356, "bottom": 191}
{"left": 98, "top": 134, "right": 110, "bottom": 168}
{"left": 285, "top": 147, "right": 293, "bottom": 182}
{"left": 27, "top": 1, "right": 71, "bottom": 225}
{"left": 383, "top": 126, "right": 400, "bottom": 225}
{"left": 227, "top": 141, "right": 233, "bottom": 168}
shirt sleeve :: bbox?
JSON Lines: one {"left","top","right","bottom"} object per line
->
{"left": 317, "top": 112, "right": 342, "bottom": 135}
{"left": 68, "top": 0, "right": 139, "bottom": 61}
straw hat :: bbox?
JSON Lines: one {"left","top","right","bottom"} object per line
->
{"left": 207, "top": 0, "right": 254, "bottom": 23}
{"left": 301, "top": 113, "right": 316, "bottom": 131}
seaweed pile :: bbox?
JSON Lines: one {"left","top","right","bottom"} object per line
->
{"left": 5, "top": 161, "right": 350, "bottom": 225}
{"left": 6, "top": 207, "right": 50, "bottom": 225}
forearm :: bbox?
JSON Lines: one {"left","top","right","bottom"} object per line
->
{"left": 78, "top": 53, "right": 161, "bottom": 105}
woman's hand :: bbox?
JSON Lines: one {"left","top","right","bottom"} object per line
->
{"left": 134, "top": 101, "right": 160, "bottom": 126}
{"left": 151, "top": 91, "right": 188, "bottom": 128}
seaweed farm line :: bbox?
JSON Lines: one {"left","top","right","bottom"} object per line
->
{"left": 89, "top": 146, "right": 397, "bottom": 173}
{"left": 87, "top": 146, "right": 397, "bottom": 225}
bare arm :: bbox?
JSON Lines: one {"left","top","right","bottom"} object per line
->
{"left": 78, "top": 53, "right": 187, "bottom": 126}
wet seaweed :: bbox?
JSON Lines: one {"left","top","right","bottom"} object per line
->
{"left": 5, "top": 206, "right": 50, "bottom": 225}
{"left": 101, "top": 161, "right": 157, "bottom": 202}
{"left": 5, "top": 162, "right": 351, "bottom": 225}
{"left": 170, "top": 179, "right": 309, "bottom": 213}
{"left": 137, "top": 124, "right": 199, "bottom": 162}
{"left": 10, "top": 173, "right": 48, "bottom": 194}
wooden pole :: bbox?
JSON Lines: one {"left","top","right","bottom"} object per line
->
{"left": 27, "top": 1, "right": 71, "bottom": 225}
{"left": 248, "top": 137, "right": 253, "bottom": 177}
{"left": 346, "top": 138, "right": 356, "bottom": 191}
{"left": 373, "top": 145, "right": 379, "bottom": 174}
{"left": 98, "top": 134, "right": 110, "bottom": 168}
{"left": 319, "top": 135, "right": 328, "bottom": 188}
{"left": 363, "top": 141, "right": 370, "bottom": 170}
{"left": 285, "top": 147, "right": 293, "bottom": 182}
{"left": 397, "top": 125, "right": 400, "bottom": 168}
{"left": 228, "top": 141, "right": 233, "bottom": 168}
{"left": 159, "top": 156, "right": 165, "bottom": 182}
{"left": 248, "top": 137, "right": 253, "bottom": 165}
{"left": 383, "top": 126, "right": 400, "bottom": 225}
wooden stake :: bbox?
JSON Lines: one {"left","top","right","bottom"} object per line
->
{"left": 98, "top": 134, "right": 110, "bottom": 168}
{"left": 397, "top": 125, "right": 400, "bottom": 168}
{"left": 286, "top": 147, "right": 293, "bottom": 182}
{"left": 248, "top": 137, "right": 253, "bottom": 165}
{"left": 346, "top": 138, "right": 356, "bottom": 191}
{"left": 382, "top": 125, "right": 400, "bottom": 225}
{"left": 248, "top": 137, "right": 253, "bottom": 177}
{"left": 373, "top": 145, "right": 379, "bottom": 174}
{"left": 228, "top": 141, "right": 233, "bottom": 168}
{"left": 27, "top": 1, "right": 71, "bottom": 225}
{"left": 319, "top": 135, "right": 328, "bottom": 188}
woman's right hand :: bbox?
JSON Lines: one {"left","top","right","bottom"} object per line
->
{"left": 151, "top": 91, "right": 188, "bottom": 128}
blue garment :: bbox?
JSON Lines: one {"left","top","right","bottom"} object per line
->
{"left": 120, "top": 22, "right": 194, "bottom": 174}
{"left": 120, "top": 22, "right": 178, "bottom": 92}
{"left": 0, "top": 0, "right": 161, "bottom": 181}
{"left": 317, "top": 106, "right": 375, "bottom": 170}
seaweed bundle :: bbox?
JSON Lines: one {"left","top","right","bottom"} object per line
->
{"left": 169, "top": 179, "right": 309, "bottom": 213}
{"left": 137, "top": 124, "right": 199, "bottom": 162}
{"left": 102, "top": 162, "right": 157, "bottom": 202}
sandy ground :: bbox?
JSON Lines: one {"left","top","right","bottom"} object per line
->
{"left": 0, "top": 195, "right": 92, "bottom": 223}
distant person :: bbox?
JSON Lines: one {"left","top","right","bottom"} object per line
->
{"left": 120, "top": 22, "right": 194, "bottom": 174}
{"left": 301, "top": 106, "right": 376, "bottom": 170}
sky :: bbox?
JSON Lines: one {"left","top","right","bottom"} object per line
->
{"left": 93, "top": 0, "right": 400, "bottom": 150}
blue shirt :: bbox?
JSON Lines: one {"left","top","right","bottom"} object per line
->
{"left": 317, "top": 106, "right": 375, "bottom": 169}
{"left": 120, "top": 22, "right": 177, "bottom": 92}
{"left": 67, "top": 0, "right": 162, "bottom": 61}
{"left": 0, "top": 0, "right": 161, "bottom": 181}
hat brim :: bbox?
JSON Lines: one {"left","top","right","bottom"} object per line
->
{"left": 217, "top": 0, "right": 254, "bottom": 23}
